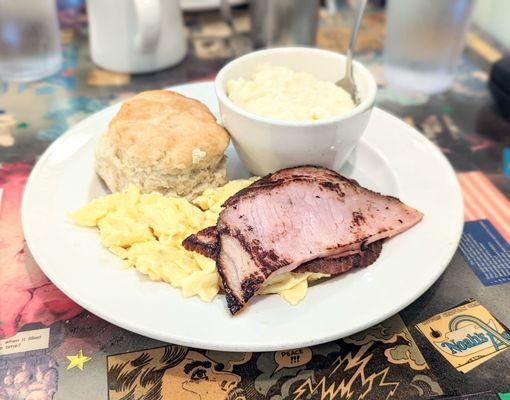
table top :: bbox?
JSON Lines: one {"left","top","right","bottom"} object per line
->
{"left": 1, "top": 4, "right": 510, "bottom": 400}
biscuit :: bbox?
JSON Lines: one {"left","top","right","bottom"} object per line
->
{"left": 96, "top": 90, "right": 230, "bottom": 199}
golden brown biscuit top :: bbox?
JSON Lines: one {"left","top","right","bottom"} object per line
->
{"left": 106, "top": 90, "right": 229, "bottom": 170}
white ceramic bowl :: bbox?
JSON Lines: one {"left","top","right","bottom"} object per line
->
{"left": 215, "top": 47, "right": 378, "bottom": 176}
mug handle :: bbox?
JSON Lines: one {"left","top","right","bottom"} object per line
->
{"left": 133, "top": 0, "right": 161, "bottom": 52}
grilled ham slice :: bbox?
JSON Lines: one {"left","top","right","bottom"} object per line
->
{"left": 183, "top": 226, "right": 383, "bottom": 275}
{"left": 185, "top": 166, "right": 423, "bottom": 314}
{"left": 183, "top": 226, "right": 219, "bottom": 259}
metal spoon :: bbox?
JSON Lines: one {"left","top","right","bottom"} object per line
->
{"left": 220, "top": 0, "right": 235, "bottom": 36}
{"left": 336, "top": 0, "right": 368, "bottom": 105}
{"left": 220, "top": 0, "right": 243, "bottom": 56}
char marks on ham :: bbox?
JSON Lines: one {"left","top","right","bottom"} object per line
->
{"left": 183, "top": 226, "right": 219, "bottom": 259}
{"left": 183, "top": 226, "right": 383, "bottom": 275}
{"left": 183, "top": 166, "right": 423, "bottom": 314}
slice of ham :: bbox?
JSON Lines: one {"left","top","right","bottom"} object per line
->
{"left": 183, "top": 226, "right": 383, "bottom": 275}
{"left": 293, "top": 240, "right": 383, "bottom": 274}
{"left": 184, "top": 226, "right": 219, "bottom": 259}
{"left": 185, "top": 166, "right": 423, "bottom": 314}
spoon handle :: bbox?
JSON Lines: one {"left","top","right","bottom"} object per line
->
{"left": 346, "top": 0, "right": 368, "bottom": 77}
{"left": 349, "top": 0, "right": 367, "bottom": 52}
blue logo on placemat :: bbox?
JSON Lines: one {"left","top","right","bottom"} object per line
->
{"left": 504, "top": 148, "right": 510, "bottom": 178}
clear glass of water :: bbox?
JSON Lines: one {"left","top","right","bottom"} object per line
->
{"left": 383, "top": 0, "right": 474, "bottom": 94}
{"left": 0, "top": 0, "right": 62, "bottom": 82}
{"left": 250, "top": 0, "right": 320, "bottom": 48}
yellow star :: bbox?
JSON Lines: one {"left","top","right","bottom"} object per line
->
{"left": 66, "top": 350, "right": 91, "bottom": 371}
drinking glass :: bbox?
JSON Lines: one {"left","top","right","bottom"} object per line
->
{"left": 383, "top": 0, "right": 474, "bottom": 94}
{"left": 0, "top": 0, "right": 62, "bottom": 82}
{"left": 250, "top": 0, "right": 320, "bottom": 48}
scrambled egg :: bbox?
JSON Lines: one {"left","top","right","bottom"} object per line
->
{"left": 69, "top": 180, "right": 328, "bottom": 305}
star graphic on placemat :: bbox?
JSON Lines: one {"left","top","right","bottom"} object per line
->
{"left": 66, "top": 349, "right": 91, "bottom": 370}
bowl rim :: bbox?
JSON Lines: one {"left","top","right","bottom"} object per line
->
{"left": 215, "top": 47, "right": 378, "bottom": 127}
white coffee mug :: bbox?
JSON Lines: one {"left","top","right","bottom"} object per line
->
{"left": 86, "top": 0, "right": 187, "bottom": 73}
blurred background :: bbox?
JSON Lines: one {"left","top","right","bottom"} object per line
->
{"left": 0, "top": 0, "right": 509, "bottom": 179}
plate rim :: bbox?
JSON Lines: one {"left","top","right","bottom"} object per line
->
{"left": 21, "top": 81, "right": 464, "bottom": 351}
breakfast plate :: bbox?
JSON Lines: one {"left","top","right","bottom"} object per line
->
{"left": 22, "top": 81, "right": 463, "bottom": 351}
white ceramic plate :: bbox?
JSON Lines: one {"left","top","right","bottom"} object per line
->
{"left": 22, "top": 82, "right": 463, "bottom": 351}
{"left": 180, "top": 0, "right": 247, "bottom": 12}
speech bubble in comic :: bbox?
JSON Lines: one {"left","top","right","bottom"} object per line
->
{"left": 273, "top": 347, "right": 312, "bottom": 374}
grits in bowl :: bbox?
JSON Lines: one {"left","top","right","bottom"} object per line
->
{"left": 227, "top": 63, "right": 355, "bottom": 122}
